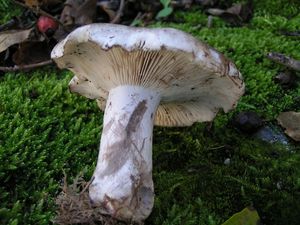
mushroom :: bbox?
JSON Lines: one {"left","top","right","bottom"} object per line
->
{"left": 51, "top": 23, "right": 245, "bottom": 222}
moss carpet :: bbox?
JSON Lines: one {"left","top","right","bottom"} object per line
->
{"left": 0, "top": 0, "right": 300, "bottom": 224}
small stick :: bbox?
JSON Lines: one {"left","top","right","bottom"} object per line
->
{"left": 267, "top": 52, "right": 300, "bottom": 72}
{"left": 0, "top": 60, "right": 53, "bottom": 72}
{"left": 208, "top": 145, "right": 226, "bottom": 150}
{"left": 207, "top": 15, "right": 213, "bottom": 28}
{"left": 110, "top": 0, "right": 125, "bottom": 24}
{"left": 62, "top": 170, "right": 68, "bottom": 193}
{"left": 80, "top": 176, "right": 95, "bottom": 195}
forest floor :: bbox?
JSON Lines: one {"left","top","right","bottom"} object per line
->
{"left": 0, "top": 0, "right": 300, "bottom": 224}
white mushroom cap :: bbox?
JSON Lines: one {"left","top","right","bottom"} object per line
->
{"left": 51, "top": 23, "right": 244, "bottom": 126}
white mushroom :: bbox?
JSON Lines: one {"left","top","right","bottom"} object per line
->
{"left": 51, "top": 23, "right": 245, "bottom": 223}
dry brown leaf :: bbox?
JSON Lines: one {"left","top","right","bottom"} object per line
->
{"left": 76, "top": 0, "right": 97, "bottom": 25}
{"left": 277, "top": 111, "right": 300, "bottom": 141}
{"left": 207, "top": 1, "right": 253, "bottom": 26}
{"left": 0, "top": 28, "right": 33, "bottom": 53}
{"left": 13, "top": 41, "right": 52, "bottom": 65}
{"left": 54, "top": 0, "right": 97, "bottom": 40}
{"left": 98, "top": 1, "right": 118, "bottom": 21}
{"left": 60, "top": 0, "right": 97, "bottom": 26}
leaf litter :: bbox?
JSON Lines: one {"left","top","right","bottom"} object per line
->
{"left": 0, "top": 0, "right": 256, "bottom": 72}
{"left": 207, "top": 0, "right": 253, "bottom": 26}
{"left": 277, "top": 111, "right": 300, "bottom": 142}
{"left": 54, "top": 172, "right": 140, "bottom": 225}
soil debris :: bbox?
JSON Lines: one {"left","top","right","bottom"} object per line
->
{"left": 274, "top": 70, "right": 297, "bottom": 89}
{"left": 54, "top": 173, "right": 141, "bottom": 225}
{"left": 232, "top": 111, "right": 263, "bottom": 134}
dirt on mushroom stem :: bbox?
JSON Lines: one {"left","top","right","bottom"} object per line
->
{"left": 55, "top": 85, "right": 161, "bottom": 224}
{"left": 89, "top": 85, "right": 161, "bottom": 222}
{"left": 54, "top": 173, "right": 138, "bottom": 225}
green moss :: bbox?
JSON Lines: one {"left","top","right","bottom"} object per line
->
{"left": 253, "top": 0, "right": 300, "bottom": 17}
{"left": 0, "top": 70, "right": 100, "bottom": 224}
{"left": 1, "top": 0, "right": 300, "bottom": 224}
{"left": 0, "top": 1, "right": 21, "bottom": 24}
{"left": 150, "top": 123, "right": 300, "bottom": 224}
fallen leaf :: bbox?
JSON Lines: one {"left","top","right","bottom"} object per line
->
{"left": 207, "top": 1, "right": 253, "bottom": 26}
{"left": 76, "top": 0, "right": 97, "bottom": 25}
{"left": 12, "top": 41, "right": 52, "bottom": 65}
{"left": 98, "top": 0, "right": 118, "bottom": 21}
{"left": 222, "top": 207, "right": 260, "bottom": 225}
{"left": 54, "top": 0, "right": 97, "bottom": 40}
{"left": 277, "top": 111, "right": 300, "bottom": 141}
{"left": 59, "top": 0, "right": 97, "bottom": 26}
{"left": 0, "top": 28, "right": 33, "bottom": 53}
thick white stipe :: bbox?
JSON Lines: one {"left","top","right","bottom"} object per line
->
{"left": 89, "top": 85, "right": 161, "bottom": 221}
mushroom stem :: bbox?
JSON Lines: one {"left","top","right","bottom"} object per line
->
{"left": 89, "top": 85, "right": 161, "bottom": 222}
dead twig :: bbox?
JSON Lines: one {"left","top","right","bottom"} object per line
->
{"left": 110, "top": 0, "right": 125, "bottom": 24}
{"left": 267, "top": 52, "right": 300, "bottom": 72}
{"left": 0, "top": 60, "right": 53, "bottom": 72}
{"left": 54, "top": 173, "right": 129, "bottom": 225}
{"left": 80, "top": 176, "right": 95, "bottom": 195}
{"left": 208, "top": 145, "right": 226, "bottom": 150}
{"left": 207, "top": 15, "right": 213, "bottom": 28}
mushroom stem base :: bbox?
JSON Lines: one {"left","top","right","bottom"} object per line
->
{"left": 89, "top": 85, "right": 161, "bottom": 222}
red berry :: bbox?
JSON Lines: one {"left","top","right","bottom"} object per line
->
{"left": 37, "top": 16, "right": 58, "bottom": 36}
